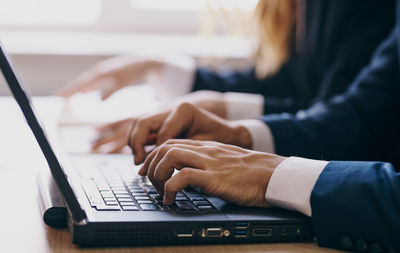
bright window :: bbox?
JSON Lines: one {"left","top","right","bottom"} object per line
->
{"left": 0, "top": 0, "right": 257, "bottom": 34}
{"left": 0, "top": 0, "right": 101, "bottom": 25}
{"left": 130, "top": 0, "right": 258, "bottom": 11}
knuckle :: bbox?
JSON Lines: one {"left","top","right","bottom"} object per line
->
{"left": 159, "top": 144, "right": 172, "bottom": 155}
{"left": 165, "top": 147, "right": 180, "bottom": 159}
{"left": 177, "top": 102, "right": 194, "bottom": 113}
{"left": 179, "top": 168, "right": 192, "bottom": 179}
{"left": 164, "top": 139, "right": 177, "bottom": 145}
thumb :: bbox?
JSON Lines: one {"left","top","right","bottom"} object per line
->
{"left": 156, "top": 103, "right": 196, "bottom": 146}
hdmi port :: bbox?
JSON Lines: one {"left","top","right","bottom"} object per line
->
{"left": 252, "top": 228, "right": 272, "bottom": 237}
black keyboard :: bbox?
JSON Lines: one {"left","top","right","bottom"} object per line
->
{"left": 75, "top": 156, "right": 216, "bottom": 212}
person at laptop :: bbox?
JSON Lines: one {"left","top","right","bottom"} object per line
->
{"left": 58, "top": 0, "right": 395, "bottom": 153}
{"left": 125, "top": 17, "right": 400, "bottom": 252}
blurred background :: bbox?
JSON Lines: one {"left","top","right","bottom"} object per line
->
{"left": 0, "top": 0, "right": 257, "bottom": 95}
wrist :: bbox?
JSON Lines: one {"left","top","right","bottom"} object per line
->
{"left": 250, "top": 153, "right": 286, "bottom": 207}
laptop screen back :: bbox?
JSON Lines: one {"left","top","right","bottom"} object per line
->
{"left": 0, "top": 44, "right": 87, "bottom": 222}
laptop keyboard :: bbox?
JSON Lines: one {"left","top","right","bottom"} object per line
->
{"left": 75, "top": 156, "right": 216, "bottom": 212}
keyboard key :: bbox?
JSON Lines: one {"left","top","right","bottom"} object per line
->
{"left": 127, "top": 185, "right": 142, "bottom": 189}
{"left": 198, "top": 205, "right": 214, "bottom": 211}
{"left": 113, "top": 190, "right": 128, "bottom": 194}
{"left": 122, "top": 206, "right": 138, "bottom": 211}
{"left": 108, "top": 184, "right": 125, "bottom": 188}
{"left": 175, "top": 196, "right": 188, "bottom": 201}
{"left": 137, "top": 200, "right": 153, "bottom": 204}
{"left": 175, "top": 201, "right": 197, "bottom": 211}
{"left": 95, "top": 205, "right": 120, "bottom": 211}
{"left": 145, "top": 186, "right": 157, "bottom": 193}
{"left": 134, "top": 196, "right": 150, "bottom": 200}
{"left": 111, "top": 187, "right": 126, "bottom": 191}
{"left": 185, "top": 191, "right": 205, "bottom": 201}
{"left": 140, "top": 203, "right": 158, "bottom": 211}
{"left": 118, "top": 196, "right": 133, "bottom": 200}
{"left": 103, "top": 197, "right": 116, "bottom": 201}
{"left": 101, "top": 192, "right": 114, "bottom": 198}
{"left": 105, "top": 201, "right": 118, "bottom": 206}
{"left": 130, "top": 191, "right": 147, "bottom": 195}
{"left": 130, "top": 190, "right": 145, "bottom": 194}
{"left": 176, "top": 192, "right": 185, "bottom": 197}
{"left": 118, "top": 198, "right": 134, "bottom": 202}
{"left": 194, "top": 200, "right": 210, "bottom": 206}
{"left": 115, "top": 193, "right": 130, "bottom": 197}
{"left": 120, "top": 202, "right": 136, "bottom": 206}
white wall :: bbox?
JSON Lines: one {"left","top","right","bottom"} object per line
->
{"left": 0, "top": 33, "right": 252, "bottom": 95}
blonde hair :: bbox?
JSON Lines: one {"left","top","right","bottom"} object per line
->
{"left": 254, "top": 0, "right": 297, "bottom": 78}
{"left": 199, "top": 0, "right": 297, "bottom": 78}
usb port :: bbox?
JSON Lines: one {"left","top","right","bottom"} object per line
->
{"left": 235, "top": 222, "right": 248, "bottom": 227}
{"left": 252, "top": 228, "right": 272, "bottom": 237}
{"left": 175, "top": 229, "right": 194, "bottom": 238}
{"left": 234, "top": 229, "right": 248, "bottom": 238}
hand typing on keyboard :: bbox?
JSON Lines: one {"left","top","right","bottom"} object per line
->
{"left": 139, "top": 139, "right": 286, "bottom": 208}
{"left": 128, "top": 102, "right": 252, "bottom": 165}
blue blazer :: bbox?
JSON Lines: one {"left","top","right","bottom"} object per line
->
{"left": 261, "top": 2, "right": 400, "bottom": 252}
{"left": 192, "top": 0, "right": 395, "bottom": 114}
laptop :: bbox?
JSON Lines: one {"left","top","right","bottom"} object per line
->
{"left": 0, "top": 44, "right": 314, "bottom": 246}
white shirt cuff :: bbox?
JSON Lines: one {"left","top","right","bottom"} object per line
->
{"left": 223, "top": 92, "right": 264, "bottom": 120}
{"left": 236, "top": 119, "right": 275, "bottom": 153}
{"left": 148, "top": 53, "right": 196, "bottom": 100}
{"left": 265, "top": 157, "right": 328, "bottom": 216}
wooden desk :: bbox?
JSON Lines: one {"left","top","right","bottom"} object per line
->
{"left": 0, "top": 97, "right": 344, "bottom": 253}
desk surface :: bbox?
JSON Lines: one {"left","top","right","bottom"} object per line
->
{"left": 0, "top": 97, "right": 344, "bottom": 253}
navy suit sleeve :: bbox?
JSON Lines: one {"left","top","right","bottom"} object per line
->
{"left": 192, "top": 66, "right": 297, "bottom": 113}
{"left": 310, "top": 161, "right": 400, "bottom": 252}
{"left": 261, "top": 28, "right": 400, "bottom": 164}
{"left": 193, "top": 66, "right": 311, "bottom": 114}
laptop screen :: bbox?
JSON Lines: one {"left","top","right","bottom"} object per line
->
{"left": 0, "top": 44, "right": 87, "bottom": 222}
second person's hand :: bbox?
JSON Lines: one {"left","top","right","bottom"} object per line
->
{"left": 126, "top": 102, "right": 252, "bottom": 165}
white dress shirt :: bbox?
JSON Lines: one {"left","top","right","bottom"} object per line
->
{"left": 150, "top": 56, "right": 329, "bottom": 217}
{"left": 149, "top": 54, "right": 265, "bottom": 121}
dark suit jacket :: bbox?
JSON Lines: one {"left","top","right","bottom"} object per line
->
{"left": 260, "top": 2, "right": 400, "bottom": 252}
{"left": 192, "top": 0, "right": 395, "bottom": 114}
